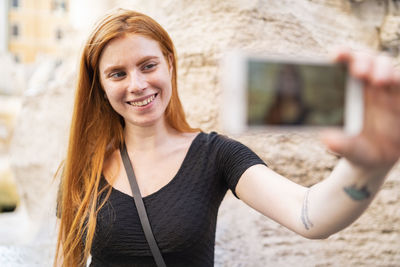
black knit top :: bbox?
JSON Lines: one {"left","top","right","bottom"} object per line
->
{"left": 89, "top": 132, "right": 266, "bottom": 267}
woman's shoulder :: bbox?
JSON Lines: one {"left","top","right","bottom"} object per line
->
{"left": 192, "top": 131, "right": 248, "bottom": 153}
{"left": 199, "top": 131, "right": 236, "bottom": 144}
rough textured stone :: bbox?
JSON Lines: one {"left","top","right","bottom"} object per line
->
{"left": 9, "top": 57, "right": 75, "bottom": 220}
{"left": 1, "top": 0, "right": 400, "bottom": 266}
{"left": 0, "top": 53, "right": 26, "bottom": 95}
{"left": 127, "top": 0, "right": 384, "bottom": 131}
{"left": 0, "top": 161, "right": 19, "bottom": 211}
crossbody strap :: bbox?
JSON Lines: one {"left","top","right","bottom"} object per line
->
{"left": 120, "top": 143, "right": 167, "bottom": 267}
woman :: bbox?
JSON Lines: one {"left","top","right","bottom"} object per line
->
{"left": 264, "top": 64, "right": 309, "bottom": 125}
{"left": 55, "top": 8, "right": 400, "bottom": 267}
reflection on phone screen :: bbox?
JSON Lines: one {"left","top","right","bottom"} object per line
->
{"left": 247, "top": 60, "right": 346, "bottom": 127}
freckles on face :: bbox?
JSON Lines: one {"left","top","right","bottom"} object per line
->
{"left": 98, "top": 34, "right": 173, "bottom": 127}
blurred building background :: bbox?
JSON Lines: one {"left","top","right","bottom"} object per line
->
{"left": 0, "top": 1, "right": 7, "bottom": 54}
{"left": 0, "top": 0, "right": 399, "bottom": 266}
{"left": 5, "top": 0, "right": 69, "bottom": 63}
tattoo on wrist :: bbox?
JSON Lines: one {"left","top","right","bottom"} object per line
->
{"left": 343, "top": 184, "right": 371, "bottom": 201}
{"left": 301, "top": 188, "right": 314, "bottom": 230}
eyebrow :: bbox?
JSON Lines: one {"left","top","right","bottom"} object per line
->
{"left": 102, "top": 56, "right": 160, "bottom": 75}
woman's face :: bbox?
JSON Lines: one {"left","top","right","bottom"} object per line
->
{"left": 99, "top": 34, "right": 173, "bottom": 128}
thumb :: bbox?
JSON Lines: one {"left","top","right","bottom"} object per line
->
{"left": 320, "top": 129, "right": 357, "bottom": 158}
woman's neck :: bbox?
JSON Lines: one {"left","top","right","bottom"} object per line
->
{"left": 123, "top": 117, "right": 177, "bottom": 153}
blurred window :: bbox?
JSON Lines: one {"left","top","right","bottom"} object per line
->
{"left": 52, "top": 0, "right": 67, "bottom": 12}
{"left": 11, "top": 0, "right": 19, "bottom": 8}
{"left": 55, "top": 28, "right": 63, "bottom": 40}
{"left": 60, "top": 1, "right": 67, "bottom": 11}
{"left": 14, "top": 54, "right": 20, "bottom": 63}
{"left": 11, "top": 24, "right": 19, "bottom": 37}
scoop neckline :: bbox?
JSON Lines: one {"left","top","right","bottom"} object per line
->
{"left": 102, "top": 131, "right": 204, "bottom": 200}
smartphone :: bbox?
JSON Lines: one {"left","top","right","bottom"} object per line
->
{"left": 220, "top": 52, "right": 363, "bottom": 135}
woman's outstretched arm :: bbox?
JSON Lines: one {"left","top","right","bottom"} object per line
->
{"left": 235, "top": 49, "right": 400, "bottom": 239}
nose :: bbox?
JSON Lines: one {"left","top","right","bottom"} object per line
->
{"left": 128, "top": 70, "right": 148, "bottom": 93}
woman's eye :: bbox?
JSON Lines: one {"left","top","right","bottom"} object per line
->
{"left": 110, "top": 71, "right": 126, "bottom": 79}
{"left": 143, "top": 63, "right": 157, "bottom": 71}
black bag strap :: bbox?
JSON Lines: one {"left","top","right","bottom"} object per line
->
{"left": 120, "top": 143, "right": 167, "bottom": 267}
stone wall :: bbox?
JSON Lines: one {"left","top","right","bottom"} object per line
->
{"left": 10, "top": 57, "right": 75, "bottom": 220}
{"left": 1, "top": 0, "right": 399, "bottom": 266}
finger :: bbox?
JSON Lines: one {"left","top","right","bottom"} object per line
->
{"left": 350, "top": 52, "right": 374, "bottom": 81}
{"left": 332, "top": 49, "right": 376, "bottom": 81}
{"left": 331, "top": 47, "right": 358, "bottom": 65}
{"left": 370, "top": 55, "right": 394, "bottom": 87}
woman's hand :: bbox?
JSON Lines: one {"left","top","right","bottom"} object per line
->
{"left": 237, "top": 48, "right": 400, "bottom": 239}
{"left": 321, "top": 48, "right": 400, "bottom": 170}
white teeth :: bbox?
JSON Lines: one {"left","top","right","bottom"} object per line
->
{"left": 130, "top": 94, "right": 155, "bottom": 107}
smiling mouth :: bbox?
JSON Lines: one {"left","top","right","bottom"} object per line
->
{"left": 128, "top": 94, "right": 157, "bottom": 107}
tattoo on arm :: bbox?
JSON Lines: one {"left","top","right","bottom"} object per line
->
{"left": 301, "top": 188, "right": 314, "bottom": 230}
{"left": 343, "top": 184, "right": 371, "bottom": 201}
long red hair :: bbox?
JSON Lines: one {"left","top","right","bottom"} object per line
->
{"left": 55, "top": 9, "right": 197, "bottom": 267}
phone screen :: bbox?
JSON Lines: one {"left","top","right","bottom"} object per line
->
{"left": 247, "top": 59, "right": 347, "bottom": 127}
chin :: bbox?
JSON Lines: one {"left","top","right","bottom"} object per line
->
{"left": 126, "top": 116, "right": 165, "bottom": 128}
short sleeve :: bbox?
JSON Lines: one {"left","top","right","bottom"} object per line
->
{"left": 214, "top": 133, "right": 267, "bottom": 198}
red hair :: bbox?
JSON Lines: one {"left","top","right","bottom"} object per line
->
{"left": 55, "top": 9, "right": 197, "bottom": 266}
